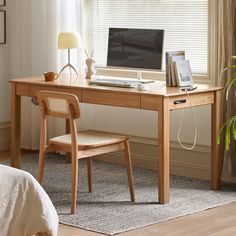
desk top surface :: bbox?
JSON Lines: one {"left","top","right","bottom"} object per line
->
{"left": 10, "top": 74, "right": 222, "bottom": 98}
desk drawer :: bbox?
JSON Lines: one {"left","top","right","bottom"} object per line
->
{"left": 15, "top": 84, "right": 30, "bottom": 96}
{"left": 169, "top": 92, "right": 214, "bottom": 110}
{"left": 30, "top": 86, "right": 82, "bottom": 100}
{"left": 141, "top": 96, "right": 162, "bottom": 111}
{"left": 82, "top": 90, "right": 140, "bottom": 108}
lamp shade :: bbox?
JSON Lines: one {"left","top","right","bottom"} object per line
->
{"left": 58, "top": 32, "right": 80, "bottom": 49}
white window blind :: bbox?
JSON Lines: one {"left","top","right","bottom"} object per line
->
{"left": 87, "top": 0, "right": 208, "bottom": 74}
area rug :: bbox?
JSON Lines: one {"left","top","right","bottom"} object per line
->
{"left": 3, "top": 153, "right": 236, "bottom": 235}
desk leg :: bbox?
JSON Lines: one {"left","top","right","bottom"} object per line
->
{"left": 211, "top": 90, "right": 222, "bottom": 190}
{"left": 10, "top": 83, "right": 21, "bottom": 168}
{"left": 158, "top": 97, "right": 170, "bottom": 203}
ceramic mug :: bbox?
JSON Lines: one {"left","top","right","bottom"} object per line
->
{"left": 44, "top": 72, "right": 58, "bottom": 81}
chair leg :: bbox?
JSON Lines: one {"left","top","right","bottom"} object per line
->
{"left": 65, "top": 119, "right": 72, "bottom": 163}
{"left": 38, "top": 107, "right": 47, "bottom": 184}
{"left": 38, "top": 149, "right": 46, "bottom": 184}
{"left": 124, "top": 140, "right": 135, "bottom": 202}
{"left": 71, "top": 154, "right": 79, "bottom": 214}
{"left": 87, "top": 157, "right": 93, "bottom": 192}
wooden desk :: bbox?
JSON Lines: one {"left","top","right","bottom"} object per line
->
{"left": 10, "top": 75, "right": 223, "bottom": 204}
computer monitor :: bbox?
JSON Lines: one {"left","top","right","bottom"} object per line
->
{"left": 107, "top": 28, "right": 164, "bottom": 70}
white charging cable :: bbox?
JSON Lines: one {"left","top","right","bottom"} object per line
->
{"left": 177, "top": 91, "right": 197, "bottom": 150}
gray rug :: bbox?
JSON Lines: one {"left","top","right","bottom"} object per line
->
{"left": 4, "top": 153, "right": 236, "bottom": 235}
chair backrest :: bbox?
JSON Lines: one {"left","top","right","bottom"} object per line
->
{"left": 37, "top": 90, "right": 81, "bottom": 119}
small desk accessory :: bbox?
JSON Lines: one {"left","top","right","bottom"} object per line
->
{"left": 174, "top": 60, "right": 193, "bottom": 87}
{"left": 44, "top": 72, "right": 58, "bottom": 81}
{"left": 166, "top": 51, "right": 185, "bottom": 87}
{"left": 85, "top": 49, "right": 95, "bottom": 79}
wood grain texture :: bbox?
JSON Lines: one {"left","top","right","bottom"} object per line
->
{"left": 211, "top": 90, "right": 223, "bottom": 190}
{"left": 82, "top": 90, "right": 140, "bottom": 108}
{"left": 9, "top": 75, "right": 223, "bottom": 207}
{"left": 158, "top": 97, "right": 170, "bottom": 203}
{"left": 168, "top": 91, "right": 214, "bottom": 110}
{"left": 9, "top": 75, "right": 222, "bottom": 98}
{"left": 10, "top": 83, "right": 21, "bottom": 168}
{"left": 36, "top": 90, "right": 135, "bottom": 213}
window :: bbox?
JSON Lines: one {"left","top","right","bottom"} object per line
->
{"left": 86, "top": 0, "right": 208, "bottom": 75}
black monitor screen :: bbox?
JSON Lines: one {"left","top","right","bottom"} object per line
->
{"left": 107, "top": 28, "right": 164, "bottom": 70}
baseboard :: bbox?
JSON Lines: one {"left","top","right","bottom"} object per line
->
{"left": 0, "top": 123, "right": 216, "bottom": 181}
{"left": 95, "top": 135, "right": 211, "bottom": 181}
{"left": 0, "top": 122, "right": 10, "bottom": 151}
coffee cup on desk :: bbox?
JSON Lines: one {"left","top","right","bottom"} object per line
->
{"left": 44, "top": 72, "right": 58, "bottom": 81}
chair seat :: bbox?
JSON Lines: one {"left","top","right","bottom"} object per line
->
{"left": 49, "top": 130, "right": 127, "bottom": 148}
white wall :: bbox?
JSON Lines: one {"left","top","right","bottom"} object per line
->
{"left": 0, "top": 3, "right": 10, "bottom": 122}
{"left": 85, "top": 104, "right": 212, "bottom": 147}
{"left": 0, "top": 3, "right": 216, "bottom": 182}
{"left": 0, "top": 2, "right": 212, "bottom": 153}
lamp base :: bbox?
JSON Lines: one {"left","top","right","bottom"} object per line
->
{"left": 58, "top": 63, "right": 78, "bottom": 78}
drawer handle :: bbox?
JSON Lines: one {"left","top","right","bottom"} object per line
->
{"left": 173, "top": 99, "right": 186, "bottom": 105}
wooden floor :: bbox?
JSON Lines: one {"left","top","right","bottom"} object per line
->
{"left": 2, "top": 150, "right": 236, "bottom": 236}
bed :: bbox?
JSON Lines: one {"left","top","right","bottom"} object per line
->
{"left": 0, "top": 164, "right": 58, "bottom": 236}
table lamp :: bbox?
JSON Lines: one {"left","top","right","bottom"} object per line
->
{"left": 58, "top": 32, "right": 80, "bottom": 77}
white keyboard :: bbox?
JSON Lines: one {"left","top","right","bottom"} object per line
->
{"left": 89, "top": 78, "right": 140, "bottom": 88}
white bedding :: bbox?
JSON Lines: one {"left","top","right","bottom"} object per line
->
{"left": 0, "top": 164, "right": 58, "bottom": 236}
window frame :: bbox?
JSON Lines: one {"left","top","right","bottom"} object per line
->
{"left": 83, "top": 0, "right": 214, "bottom": 84}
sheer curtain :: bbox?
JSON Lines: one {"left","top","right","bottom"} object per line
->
{"left": 9, "top": 0, "right": 85, "bottom": 149}
{"left": 210, "top": 0, "right": 236, "bottom": 179}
